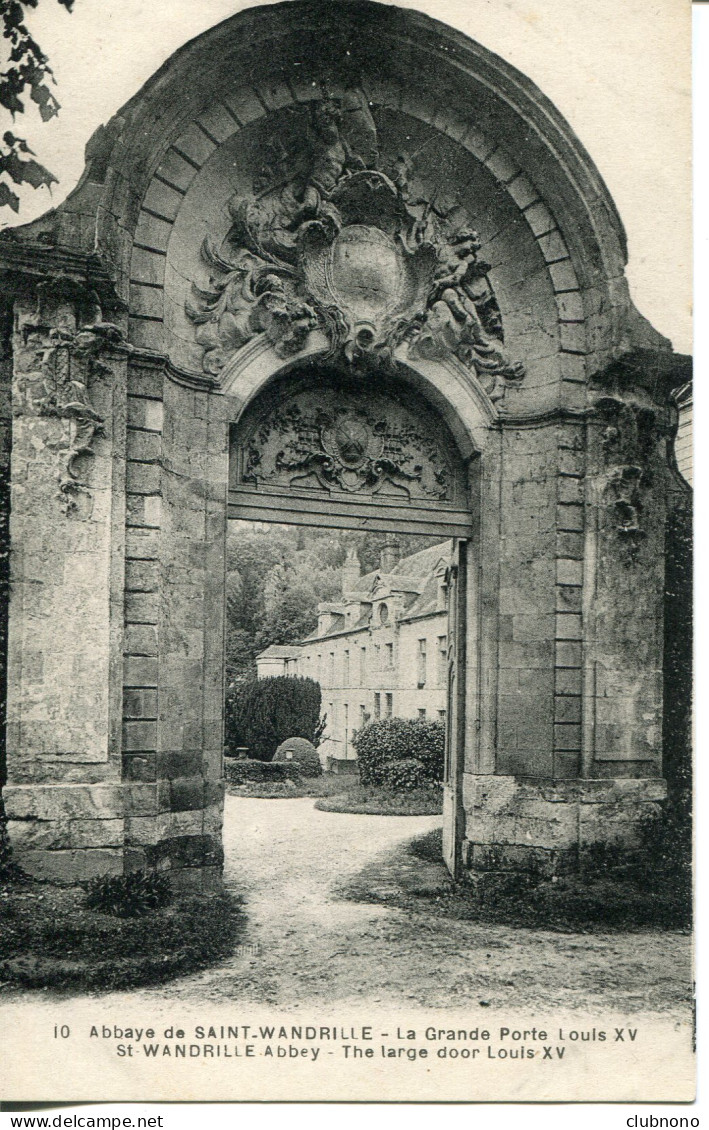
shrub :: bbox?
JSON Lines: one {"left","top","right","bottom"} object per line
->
{"left": 381, "top": 757, "right": 428, "bottom": 791}
{"left": 225, "top": 758, "right": 300, "bottom": 785}
{"left": 353, "top": 718, "right": 445, "bottom": 787}
{"left": 225, "top": 676, "right": 325, "bottom": 761}
{"left": 273, "top": 737, "right": 322, "bottom": 777}
{"left": 84, "top": 868, "right": 172, "bottom": 918}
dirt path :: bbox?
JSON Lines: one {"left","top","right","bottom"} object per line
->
{"left": 126, "top": 795, "right": 691, "bottom": 1017}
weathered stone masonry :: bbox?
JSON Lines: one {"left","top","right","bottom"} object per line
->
{"left": 0, "top": 1, "right": 691, "bottom": 885}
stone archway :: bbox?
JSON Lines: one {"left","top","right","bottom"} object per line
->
{"left": 0, "top": 0, "right": 690, "bottom": 887}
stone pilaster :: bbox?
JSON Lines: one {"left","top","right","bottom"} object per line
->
{"left": 121, "top": 362, "right": 227, "bottom": 890}
{"left": 3, "top": 296, "right": 129, "bottom": 880}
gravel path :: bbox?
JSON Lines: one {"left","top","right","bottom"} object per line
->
{"left": 121, "top": 795, "right": 691, "bottom": 1017}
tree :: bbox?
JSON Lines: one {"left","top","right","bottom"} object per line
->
{"left": 1, "top": 0, "right": 74, "bottom": 214}
{"left": 225, "top": 676, "right": 325, "bottom": 762}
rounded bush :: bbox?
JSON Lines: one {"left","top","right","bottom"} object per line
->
{"left": 274, "top": 736, "right": 322, "bottom": 776}
{"left": 381, "top": 757, "right": 429, "bottom": 791}
{"left": 352, "top": 718, "right": 445, "bottom": 787}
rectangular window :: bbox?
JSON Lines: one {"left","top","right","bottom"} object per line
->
{"left": 360, "top": 704, "right": 367, "bottom": 726}
{"left": 438, "top": 709, "right": 446, "bottom": 722}
{"left": 418, "top": 708, "right": 427, "bottom": 719}
{"left": 374, "top": 643, "right": 381, "bottom": 670}
{"left": 374, "top": 693, "right": 381, "bottom": 719}
{"left": 359, "top": 646, "right": 367, "bottom": 685}
{"left": 344, "top": 703, "right": 349, "bottom": 757}
{"left": 343, "top": 649, "right": 350, "bottom": 687}
{"left": 385, "top": 692, "right": 393, "bottom": 718}
{"left": 385, "top": 642, "right": 394, "bottom": 668}
{"left": 317, "top": 653, "right": 322, "bottom": 682}
{"left": 437, "top": 635, "right": 447, "bottom": 685}
{"left": 417, "top": 638, "right": 427, "bottom": 687}
{"left": 329, "top": 651, "right": 335, "bottom": 683}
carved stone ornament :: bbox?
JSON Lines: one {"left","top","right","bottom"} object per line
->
{"left": 238, "top": 386, "right": 454, "bottom": 501}
{"left": 16, "top": 321, "right": 128, "bottom": 514}
{"left": 187, "top": 89, "right": 525, "bottom": 393}
{"left": 594, "top": 393, "right": 664, "bottom": 565}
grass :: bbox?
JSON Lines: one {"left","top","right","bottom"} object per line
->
{"left": 315, "top": 783, "right": 443, "bottom": 816}
{"left": 340, "top": 828, "right": 692, "bottom": 933}
{"left": 0, "top": 874, "right": 247, "bottom": 991}
{"left": 226, "top": 773, "right": 347, "bottom": 799}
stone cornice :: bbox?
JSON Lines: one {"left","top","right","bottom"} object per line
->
{"left": 0, "top": 237, "right": 121, "bottom": 311}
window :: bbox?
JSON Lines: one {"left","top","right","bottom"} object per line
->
{"left": 374, "top": 693, "right": 381, "bottom": 719}
{"left": 385, "top": 642, "right": 394, "bottom": 668}
{"left": 438, "top": 709, "right": 446, "bottom": 722}
{"left": 379, "top": 603, "right": 389, "bottom": 624}
{"left": 374, "top": 643, "right": 381, "bottom": 670}
{"left": 329, "top": 651, "right": 335, "bottom": 683}
{"left": 417, "top": 638, "right": 427, "bottom": 687}
{"left": 385, "top": 692, "right": 393, "bottom": 718}
{"left": 344, "top": 703, "right": 349, "bottom": 756}
{"left": 359, "top": 646, "right": 366, "bottom": 685}
{"left": 437, "top": 635, "right": 447, "bottom": 685}
{"left": 360, "top": 704, "right": 367, "bottom": 726}
{"left": 343, "top": 650, "right": 350, "bottom": 687}
{"left": 418, "top": 708, "right": 427, "bottom": 719}
{"left": 317, "top": 653, "right": 322, "bottom": 681}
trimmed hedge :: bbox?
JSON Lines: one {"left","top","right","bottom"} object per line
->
{"left": 225, "top": 676, "right": 325, "bottom": 761}
{"left": 352, "top": 718, "right": 445, "bottom": 788}
{"left": 225, "top": 758, "right": 301, "bottom": 785}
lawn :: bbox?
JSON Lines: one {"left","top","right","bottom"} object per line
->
{"left": 0, "top": 874, "right": 247, "bottom": 991}
{"left": 315, "top": 783, "right": 442, "bottom": 815}
{"left": 339, "top": 828, "right": 692, "bottom": 932}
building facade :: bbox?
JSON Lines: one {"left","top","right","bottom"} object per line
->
{"left": 256, "top": 542, "right": 451, "bottom": 762}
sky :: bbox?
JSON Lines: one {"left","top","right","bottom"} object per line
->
{"left": 1, "top": 0, "right": 692, "bottom": 353}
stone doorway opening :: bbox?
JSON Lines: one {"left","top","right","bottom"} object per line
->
{"left": 224, "top": 357, "right": 478, "bottom": 876}
{"left": 224, "top": 518, "right": 455, "bottom": 772}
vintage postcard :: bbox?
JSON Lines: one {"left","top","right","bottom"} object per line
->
{"left": 0, "top": 0, "right": 693, "bottom": 1105}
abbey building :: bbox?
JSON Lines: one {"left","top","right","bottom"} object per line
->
{"left": 256, "top": 542, "right": 451, "bottom": 763}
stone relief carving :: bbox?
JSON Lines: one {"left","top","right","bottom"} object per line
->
{"left": 16, "top": 321, "right": 127, "bottom": 515}
{"left": 187, "top": 91, "right": 524, "bottom": 393}
{"left": 594, "top": 394, "right": 661, "bottom": 565}
{"left": 239, "top": 387, "right": 453, "bottom": 501}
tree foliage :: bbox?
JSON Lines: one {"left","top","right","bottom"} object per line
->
{"left": 1, "top": 0, "right": 74, "bottom": 213}
{"left": 225, "top": 524, "right": 441, "bottom": 683}
{"left": 225, "top": 675, "right": 325, "bottom": 762}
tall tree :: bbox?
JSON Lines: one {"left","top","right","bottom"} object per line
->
{"left": 1, "top": 0, "right": 74, "bottom": 214}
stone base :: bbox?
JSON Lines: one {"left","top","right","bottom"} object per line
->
{"left": 461, "top": 773, "right": 667, "bottom": 877}
{"left": 4, "top": 782, "right": 225, "bottom": 884}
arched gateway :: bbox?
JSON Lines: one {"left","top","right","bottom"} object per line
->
{"left": 0, "top": 1, "right": 690, "bottom": 886}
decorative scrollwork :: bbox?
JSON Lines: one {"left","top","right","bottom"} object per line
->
{"left": 240, "top": 388, "right": 453, "bottom": 501}
{"left": 16, "top": 321, "right": 128, "bottom": 513}
{"left": 186, "top": 89, "right": 525, "bottom": 391}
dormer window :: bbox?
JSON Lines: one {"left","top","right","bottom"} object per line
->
{"left": 379, "top": 603, "right": 389, "bottom": 625}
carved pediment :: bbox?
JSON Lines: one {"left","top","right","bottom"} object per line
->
{"left": 186, "top": 90, "right": 524, "bottom": 393}
{"left": 234, "top": 381, "right": 464, "bottom": 505}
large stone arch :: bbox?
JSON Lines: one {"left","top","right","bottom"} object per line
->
{"left": 0, "top": 0, "right": 690, "bottom": 885}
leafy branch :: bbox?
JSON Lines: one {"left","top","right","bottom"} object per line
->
{"left": 1, "top": 0, "right": 74, "bottom": 213}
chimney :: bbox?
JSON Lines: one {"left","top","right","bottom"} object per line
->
{"left": 379, "top": 539, "right": 401, "bottom": 573}
{"left": 341, "top": 545, "right": 361, "bottom": 597}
